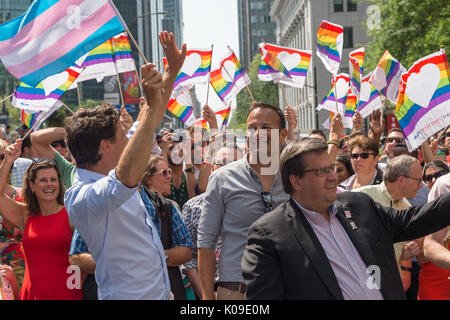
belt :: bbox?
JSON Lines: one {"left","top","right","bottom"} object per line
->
{"left": 217, "top": 282, "right": 247, "bottom": 294}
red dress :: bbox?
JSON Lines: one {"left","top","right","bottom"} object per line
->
{"left": 418, "top": 242, "right": 450, "bottom": 300}
{"left": 19, "top": 207, "right": 82, "bottom": 300}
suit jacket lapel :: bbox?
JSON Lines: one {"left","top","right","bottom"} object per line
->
{"left": 335, "top": 204, "right": 379, "bottom": 269}
{"left": 287, "top": 198, "right": 344, "bottom": 300}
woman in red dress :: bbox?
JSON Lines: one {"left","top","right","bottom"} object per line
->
{"left": 0, "top": 139, "right": 82, "bottom": 300}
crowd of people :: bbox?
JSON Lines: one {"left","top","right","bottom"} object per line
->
{"left": 0, "top": 31, "right": 449, "bottom": 300}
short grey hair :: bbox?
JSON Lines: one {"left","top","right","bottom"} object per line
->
{"left": 384, "top": 154, "right": 419, "bottom": 183}
{"left": 279, "top": 138, "right": 328, "bottom": 194}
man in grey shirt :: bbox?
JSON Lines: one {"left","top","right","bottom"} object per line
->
{"left": 197, "top": 102, "right": 289, "bottom": 300}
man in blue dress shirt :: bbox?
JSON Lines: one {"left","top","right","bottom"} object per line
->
{"left": 64, "top": 32, "right": 186, "bottom": 300}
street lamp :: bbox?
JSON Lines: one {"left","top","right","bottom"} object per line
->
{"left": 128, "top": 11, "right": 168, "bottom": 27}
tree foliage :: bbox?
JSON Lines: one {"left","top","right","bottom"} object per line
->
{"left": 365, "top": 0, "right": 449, "bottom": 71}
{"left": 228, "top": 53, "right": 279, "bottom": 130}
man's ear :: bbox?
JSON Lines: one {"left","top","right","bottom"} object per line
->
{"left": 280, "top": 128, "right": 288, "bottom": 144}
{"left": 98, "top": 139, "right": 110, "bottom": 156}
{"left": 289, "top": 174, "right": 303, "bottom": 192}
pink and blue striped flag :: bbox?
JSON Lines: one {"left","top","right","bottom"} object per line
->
{"left": 0, "top": 0, "right": 127, "bottom": 87}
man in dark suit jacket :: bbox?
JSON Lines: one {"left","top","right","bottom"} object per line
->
{"left": 241, "top": 138, "right": 450, "bottom": 300}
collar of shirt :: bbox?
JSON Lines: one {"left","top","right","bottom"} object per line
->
{"left": 339, "top": 170, "right": 378, "bottom": 190}
{"left": 291, "top": 196, "right": 338, "bottom": 222}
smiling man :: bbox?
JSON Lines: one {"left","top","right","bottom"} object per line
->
{"left": 241, "top": 138, "right": 450, "bottom": 300}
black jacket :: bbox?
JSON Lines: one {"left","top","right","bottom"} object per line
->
{"left": 241, "top": 192, "right": 450, "bottom": 300}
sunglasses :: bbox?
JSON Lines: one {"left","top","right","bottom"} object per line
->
{"left": 0, "top": 154, "right": 4, "bottom": 161}
{"left": 423, "top": 170, "right": 448, "bottom": 183}
{"left": 32, "top": 158, "right": 57, "bottom": 165}
{"left": 261, "top": 192, "right": 273, "bottom": 213}
{"left": 51, "top": 141, "right": 66, "bottom": 148}
{"left": 301, "top": 164, "right": 337, "bottom": 177}
{"left": 154, "top": 168, "right": 172, "bottom": 178}
{"left": 350, "top": 153, "right": 374, "bottom": 160}
{"left": 444, "top": 132, "right": 450, "bottom": 138}
{"left": 386, "top": 137, "right": 404, "bottom": 144}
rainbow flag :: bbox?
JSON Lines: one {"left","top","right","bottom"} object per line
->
{"left": 19, "top": 101, "right": 61, "bottom": 131}
{"left": 357, "top": 73, "right": 382, "bottom": 119}
{"left": 217, "top": 106, "right": 231, "bottom": 131}
{"left": 194, "top": 106, "right": 232, "bottom": 132}
{"left": 260, "top": 45, "right": 291, "bottom": 79}
{"left": 349, "top": 48, "right": 364, "bottom": 99}
{"left": 395, "top": 49, "right": 450, "bottom": 151}
{"left": 316, "top": 20, "right": 343, "bottom": 75}
{"left": 369, "top": 50, "right": 407, "bottom": 104}
{"left": 258, "top": 43, "right": 311, "bottom": 88}
{"left": 167, "top": 90, "right": 195, "bottom": 126}
{"left": 70, "top": 32, "right": 136, "bottom": 87}
{"left": 12, "top": 61, "right": 84, "bottom": 113}
{"left": 210, "top": 48, "right": 250, "bottom": 103}
{"left": 343, "top": 89, "right": 357, "bottom": 129}
{"left": 316, "top": 73, "right": 349, "bottom": 114}
{"left": 165, "top": 48, "right": 212, "bottom": 97}
{"left": 20, "top": 109, "right": 40, "bottom": 128}
{"left": 112, "top": 32, "right": 136, "bottom": 74}
{"left": 0, "top": 0, "right": 126, "bottom": 87}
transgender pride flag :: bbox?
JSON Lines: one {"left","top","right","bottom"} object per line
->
{"left": 0, "top": 0, "right": 127, "bottom": 87}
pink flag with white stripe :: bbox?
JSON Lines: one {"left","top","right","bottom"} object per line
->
{"left": 0, "top": 0, "right": 127, "bottom": 87}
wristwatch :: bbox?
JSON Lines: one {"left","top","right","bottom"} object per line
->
{"left": 164, "top": 252, "right": 170, "bottom": 264}
{"left": 185, "top": 167, "right": 195, "bottom": 174}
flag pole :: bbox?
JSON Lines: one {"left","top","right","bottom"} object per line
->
{"left": 333, "top": 75, "right": 338, "bottom": 116}
{"left": 205, "top": 45, "right": 214, "bottom": 105}
{"left": 126, "top": 28, "right": 149, "bottom": 65}
{"left": 62, "top": 103, "right": 74, "bottom": 114}
{"left": 115, "top": 70, "right": 125, "bottom": 107}
{"left": 279, "top": 84, "right": 288, "bottom": 107}
{"left": 76, "top": 83, "right": 82, "bottom": 109}
{"left": 0, "top": 93, "right": 14, "bottom": 104}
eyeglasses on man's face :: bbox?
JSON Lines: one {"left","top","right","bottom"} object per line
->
{"left": 402, "top": 175, "right": 422, "bottom": 186}
{"left": 300, "top": 163, "right": 337, "bottom": 177}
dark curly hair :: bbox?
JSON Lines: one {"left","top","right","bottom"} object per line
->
{"left": 65, "top": 103, "right": 119, "bottom": 168}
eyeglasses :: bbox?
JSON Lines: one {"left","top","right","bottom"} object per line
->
{"left": 423, "top": 170, "right": 448, "bottom": 183}
{"left": 300, "top": 164, "right": 337, "bottom": 177}
{"left": 154, "top": 168, "right": 172, "bottom": 178}
{"left": 261, "top": 192, "right": 273, "bottom": 213}
{"left": 402, "top": 175, "right": 422, "bottom": 186}
{"left": 386, "top": 137, "right": 404, "bottom": 144}
{"left": 51, "top": 141, "right": 66, "bottom": 148}
{"left": 350, "top": 153, "right": 374, "bottom": 160}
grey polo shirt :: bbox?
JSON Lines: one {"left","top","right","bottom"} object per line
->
{"left": 197, "top": 155, "right": 289, "bottom": 283}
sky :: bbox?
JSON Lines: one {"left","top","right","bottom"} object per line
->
{"left": 182, "top": 0, "right": 240, "bottom": 116}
